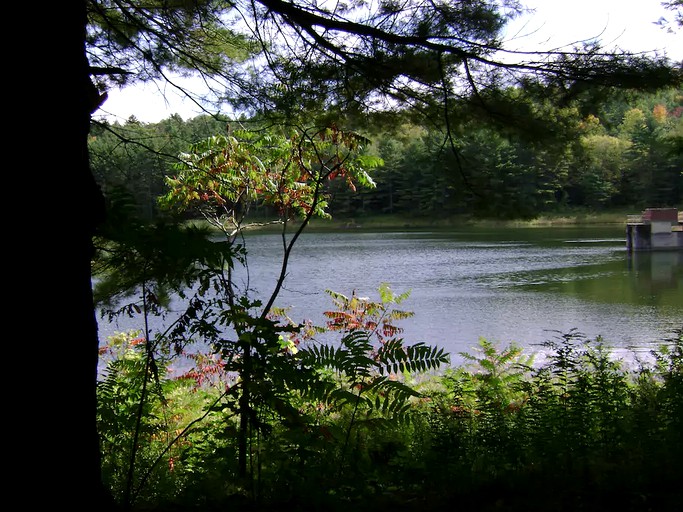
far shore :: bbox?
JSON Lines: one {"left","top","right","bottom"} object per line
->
{"left": 186, "top": 210, "right": 635, "bottom": 234}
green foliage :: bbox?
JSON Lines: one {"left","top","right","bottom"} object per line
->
{"left": 97, "top": 283, "right": 451, "bottom": 509}
{"left": 89, "top": 115, "right": 229, "bottom": 220}
{"left": 91, "top": 87, "right": 683, "bottom": 225}
{"left": 93, "top": 187, "right": 239, "bottom": 310}
{"left": 87, "top": 0, "right": 256, "bottom": 90}
{"left": 94, "top": 124, "right": 426, "bottom": 508}
{"left": 98, "top": 331, "right": 217, "bottom": 508}
{"left": 97, "top": 328, "right": 683, "bottom": 510}
{"left": 269, "top": 283, "right": 450, "bottom": 477}
{"left": 158, "top": 126, "right": 381, "bottom": 235}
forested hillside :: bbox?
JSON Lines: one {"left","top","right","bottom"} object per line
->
{"left": 90, "top": 86, "right": 682, "bottom": 221}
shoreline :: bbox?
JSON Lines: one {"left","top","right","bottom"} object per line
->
{"left": 188, "top": 210, "right": 633, "bottom": 234}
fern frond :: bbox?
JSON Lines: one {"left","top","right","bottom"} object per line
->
{"left": 377, "top": 339, "right": 449, "bottom": 375}
{"left": 329, "top": 388, "right": 371, "bottom": 408}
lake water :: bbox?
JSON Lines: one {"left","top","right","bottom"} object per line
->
{"left": 98, "top": 225, "right": 682, "bottom": 367}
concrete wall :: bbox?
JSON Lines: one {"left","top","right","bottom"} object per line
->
{"left": 627, "top": 223, "right": 683, "bottom": 252}
{"left": 651, "top": 231, "right": 683, "bottom": 250}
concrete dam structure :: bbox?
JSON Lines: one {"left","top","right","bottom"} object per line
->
{"left": 626, "top": 208, "right": 683, "bottom": 252}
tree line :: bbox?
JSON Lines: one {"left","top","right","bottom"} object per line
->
{"left": 90, "top": 85, "right": 682, "bottom": 222}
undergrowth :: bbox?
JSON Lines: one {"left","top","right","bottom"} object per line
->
{"left": 97, "top": 328, "right": 683, "bottom": 511}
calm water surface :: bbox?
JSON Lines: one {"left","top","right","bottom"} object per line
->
{"left": 99, "top": 225, "right": 682, "bottom": 366}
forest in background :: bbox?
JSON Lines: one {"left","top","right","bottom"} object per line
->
{"left": 90, "top": 86, "right": 682, "bottom": 224}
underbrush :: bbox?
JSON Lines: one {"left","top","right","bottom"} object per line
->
{"left": 97, "top": 328, "right": 682, "bottom": 511}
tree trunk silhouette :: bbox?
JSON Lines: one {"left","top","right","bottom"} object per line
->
{"left": 42, "top": 1, "right": 113, "bottom": 509}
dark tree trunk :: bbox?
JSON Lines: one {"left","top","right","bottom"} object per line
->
{"left": 75, "top": 4, "right": 113, "bottom": 508}
{"left": 31, "top": 1, "right": 113, "bottom": 509}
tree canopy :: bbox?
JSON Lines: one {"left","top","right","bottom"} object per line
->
{"left": 89, "top": 0, "right": 682, "bottom": 128}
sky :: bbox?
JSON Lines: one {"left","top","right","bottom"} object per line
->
{"left": 94, "top": 0, "right": 682, "bottom": 124}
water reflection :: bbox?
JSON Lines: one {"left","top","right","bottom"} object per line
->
{"left": 627, "top": 250, "right": 682, "bottom": 295}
